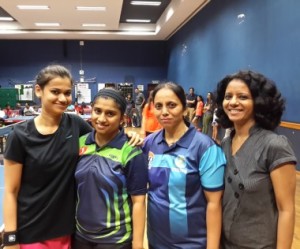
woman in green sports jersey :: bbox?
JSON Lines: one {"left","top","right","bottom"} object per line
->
{"left": 73, "top": 88, "right": 148, "bottom": 249}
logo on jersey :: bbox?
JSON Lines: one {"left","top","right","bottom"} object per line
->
{"left": 173, "top": 155, "right": 187, "bottom": 173}
{"left": 79, "top": 146, "right": 88, "bottom": 155}
{"left": 148, "top": 151, "right": 154, "bottom": 169}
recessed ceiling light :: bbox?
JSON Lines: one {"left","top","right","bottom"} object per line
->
{"left": 17, "top": 5, "right": 49, "bottom": 10}
{"left": 0, "top": 17, "right": 14, "bottom": 21}
{"left": 35, "top": 23, "right": 60, "bottom": 27}
{"left": 82, "top": 23, "right": 106, "bottom": 27}
{"left": 76, "top": 6, "right": 106, "bottom": 11}
{"left": 130, "top": 1, "right": 161, "bottom": 6}
{"left": 126, "top": 19, "right": 151, "bottom": 23}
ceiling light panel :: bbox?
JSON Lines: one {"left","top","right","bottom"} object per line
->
{"left": 35, "top": 23, "right": 60, "bottom": 27}
{"left": 76, "top": 6, "right": 106, "bottom": 11}
{"left": 82, "top": 23, "right": 106, "bottom": 27}
{"left": 126, "top": 19, "right": 151, "bottom": 23}
{"left": 17, "top": 5, "right": 49, "bottom": 10}
{"left": 0, "top": 17, "right": 14, "bottom": 21}
{"left": 130, "top": 1, "right": 161, "bottom": 6}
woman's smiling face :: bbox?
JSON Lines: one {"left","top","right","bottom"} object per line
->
{"left": 223, "top": 79, "right": 255, "bottom": 127}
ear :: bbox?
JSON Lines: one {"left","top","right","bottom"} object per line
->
{"left": 120, "top": 115, "right": 125, "bottom": 126}
{"left": 35, "top": 84, "right": 42, "bottom": 98}
{"left": 183, "top": 108, "right": 188, "bottom": 117}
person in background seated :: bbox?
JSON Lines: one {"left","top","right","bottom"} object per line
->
{"left": 3, "top": 104, "right": 13, "bottom": 118}
{"left": 15, "top": 102, "right": 24, "bottom": 116}
{"left": 140, "top": 90, "right": 162, "bottom": 138}
{"left": 73, "top": 88, "right": 148, "bottom": 249}
{"left": 23, "top": 102, "right": 37, "bottom": 116}
{"left": 74, "top": 102, "right": 83, "bottom": 115}
{"left": 66, "top": 103, "right": 75, "bottom": 112}
{"left": 215, "top": 70, "right": 297, "bottom": 249}
{"left": 142, "top": 82, "right": 226, "bottom": 249}
{"left": 0, "top": 108, "right": 6, "bottom": 119}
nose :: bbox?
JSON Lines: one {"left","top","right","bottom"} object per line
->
{"left": 229, "top": 96, "right": 239, "bottom": 105}
{"left": 58, "top": 93, "right": 68, "bottom": 103}
{"left": 97, "top": 113, "right": 107, "bottom": 122}
{"left": 161, "top": 105, "right": 169, "bottom": 115}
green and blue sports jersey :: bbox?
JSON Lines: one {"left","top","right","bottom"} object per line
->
{"left": 142, "top": 124, "right": 226, "bottom": 249}
{"left": 75, "top": 129, "right": 148, "bottom": 244}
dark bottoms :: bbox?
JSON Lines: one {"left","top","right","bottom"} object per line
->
{"left": 72, "top": 237, "right": 131, "bottom": 249}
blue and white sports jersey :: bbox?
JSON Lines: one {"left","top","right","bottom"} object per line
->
{"left": 143, "top": 125, "right": 226, "bottom": 249}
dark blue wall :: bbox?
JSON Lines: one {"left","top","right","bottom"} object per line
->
{"left": 167, "top": 0, "right": 300, "bottom": 123}
{"left": 0, "top": 40, "right": 168, "bottom": 99}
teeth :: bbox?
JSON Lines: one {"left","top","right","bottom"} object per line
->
{"left": 229, "top": 109, "right": 240, "bottom": 113}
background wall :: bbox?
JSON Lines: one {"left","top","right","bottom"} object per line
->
{"left": 0, "top": 40, "right": 168, "bottom": 100}
{"left": 167, "top": 0, "right": 300, "bottom": 123}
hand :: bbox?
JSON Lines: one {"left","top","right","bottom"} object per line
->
{"left": 3, "top": 244, "right": 20, "bottom": 249}
{"left": 126, "top": 131, "right": 144, "bottom": 146}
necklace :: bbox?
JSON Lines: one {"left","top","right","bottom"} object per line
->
{"left": 166, "top": 126, "right": 188, "bottom": 146}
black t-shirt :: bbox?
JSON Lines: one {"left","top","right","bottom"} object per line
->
{"left": 186, "top": 94, "right": 197, "bottom": 108}
{"left": 4, "top": 113, "right": 92, "bottom": 243}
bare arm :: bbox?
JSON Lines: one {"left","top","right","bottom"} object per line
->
{"left": 131, "top": 194, "right": 146, "bottom": 249}
{"left": 204, "top": 190, "right": 223, "bottom": 249}
{"left": 3, "top": 159, "right": 23, "bottom": 249}
{"left": 270, "top": 163, "right": 296, "bottom": 249}
{"left": 140, "top": 105, "right": 147, "bottom": 138}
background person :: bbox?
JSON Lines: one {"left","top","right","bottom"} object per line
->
{"left": 134, "top": 87, "right": 145, "bottom": 127}
{"left": 215, "top": 70, "right": 297, "bottom": 249}
{"left": 142, "top": 82, "right": 226, "bottom": 249}
{"left": 202, "top": 92, "right": 215, "bottom": 135}
{"left": 73, "top": 88, "right": 148, "bottom": 249}
{"left": 3, "top": 104, "right": 13, "bottom": 118}
{"left": 124, "top": 93, "right": 134, "bottom": 127}
{"left": 191, "top": 95, "right": 204, "bottom": 131}
{"left": 23, "top": 102, "right": 37, "bottom": 116}
{"left": 140, "top": 90, "right": 162, "bottom": 138}
{"left": 185, "top": 87, "right": 197, "bottom": 122}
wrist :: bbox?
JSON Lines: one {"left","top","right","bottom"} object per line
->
{"left": 2, "top": 230, "right": 19, "bottom": 247}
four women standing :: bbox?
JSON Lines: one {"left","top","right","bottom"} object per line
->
{"left": 2, "top": 66, "right": 297, "bottom": 249}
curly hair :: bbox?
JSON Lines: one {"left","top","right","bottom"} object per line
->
{"left": 215, "top": 70, "right": 285, "bottom": 130}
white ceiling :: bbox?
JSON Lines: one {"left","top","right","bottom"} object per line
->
{"left": 0, "top": 0, "right": 210, "bottom": 40}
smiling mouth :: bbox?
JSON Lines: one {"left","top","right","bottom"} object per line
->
{"left": 228, "top": 109, "right": 242, "bottom": 113}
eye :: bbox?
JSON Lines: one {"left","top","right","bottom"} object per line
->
{"left": 93, "top": 108, "right": 102, "bottom": 114}
{"left": 239, "top": 95, "right": 249, "bottom": 100}
{"left": 65, "top": 91, "right": 72, "bottom": 97}
{"left": 154, "top": 103, "right": 162, "bottom": 110}
{"left": 224, "top": 94, "right": 232, "bottom": 100}
{"left": 51, "top": 90, "right": 59, "bottom": 95}
{"left": 106, "top": 111, "right": 115, "bottom": 117}
{"left": 167, "top": 102, "right": 177, "bottom": 108}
